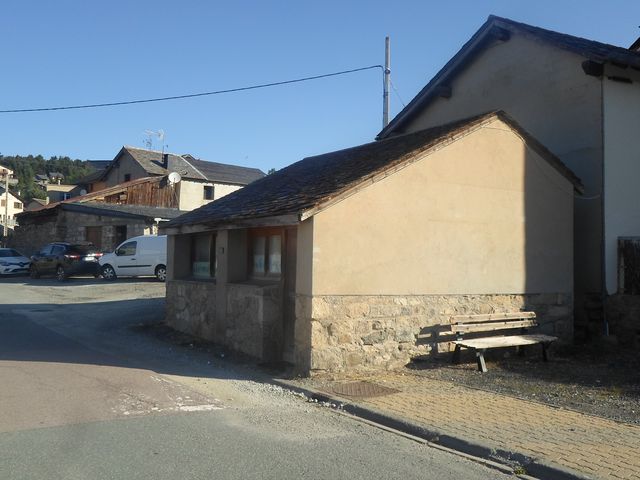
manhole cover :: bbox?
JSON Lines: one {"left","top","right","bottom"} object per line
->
{"left": 331, "top": 381, "right": 399, "bottom": 398}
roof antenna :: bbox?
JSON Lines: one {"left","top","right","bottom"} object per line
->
{"left": 383, "top": 36, "right": 391, "bottom": 128}
{"left": 144, "top": 129, "right": 166, "bottom": 154}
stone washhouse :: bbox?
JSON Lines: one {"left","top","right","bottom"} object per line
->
{"left": 162, "top": 112, "right": 581, "bottom": 375}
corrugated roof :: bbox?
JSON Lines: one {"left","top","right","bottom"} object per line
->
{"left": 164, "top": 111, "right": 581, "bottom": 230}
{"left": 378, "top": 15, "right": 640, "bottom": 139}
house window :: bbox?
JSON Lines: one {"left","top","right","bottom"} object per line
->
{"left": 14, "top": 202, "right": 22, "bottom": 209}
{"left": 124, "top": 174, "right": 131, "bottom": 182}
{"left": 62, "top": 193, "right": 71, "bottom": 201}
{"left": 191, "top": 233, "right": 216, "bottom": 279}
{"left": 0, "top": 200, "right": 4, "bottom": 207}
{"left": 251, "top": 231, "right": 282, "bottom": 277}
{"left": 203, "top": 186, "right": 214, "bottom": 200}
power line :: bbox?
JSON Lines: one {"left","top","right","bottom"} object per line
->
{"left": 0, "top": 65, "right": 384, "bottom": 114}
{"left": 390, "top": 79, "right": 406, "bottom": 107}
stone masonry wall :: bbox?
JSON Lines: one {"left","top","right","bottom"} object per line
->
{"left": 166, "top": 280, "right": 218, "bottom": 341}
{"left": 226, "top": 283, "right": 283, "bottom": 361}
{"left": 11, "top": 210, "right": 152, "bottom": 255}
{"left": 166, "top": 279, "right": 283, "bottom": 361}
{"left": 297, "top": 293, "right": 573, "bottom": 374}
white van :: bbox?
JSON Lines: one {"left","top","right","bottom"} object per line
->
{"left": 99, "top": 235, "right": 167, "bottom": 281}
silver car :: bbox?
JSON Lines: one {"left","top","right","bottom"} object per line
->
{"left": 0, "top": 248, "right": 31, "bottom": 276}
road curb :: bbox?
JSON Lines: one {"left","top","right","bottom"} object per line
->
{"left": 271, "top": 378, "right": 591, "bottom": 480}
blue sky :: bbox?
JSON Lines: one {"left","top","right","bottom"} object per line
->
{"left": 2, "top": 1, "right": 639, "bottom": 172}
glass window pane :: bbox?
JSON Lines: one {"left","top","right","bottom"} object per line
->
{"left": 192, "top": 234, "right": 212, "bottom": 278}
{"left": 268, "top": 235, "right": 281, "bottom": 274}
{"left": 252, "top": 236, "right": 266, "bottom": 274}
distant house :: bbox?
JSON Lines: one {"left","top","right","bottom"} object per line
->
{"left": 0, "top": 186, "right": 24, "bottom": 229}
{"left": 96, "top": 146, "right": 265, "bottom": 210}
{"left": 24, "top": 198, "right": 47, "bottom": 212}
{"left": 162, "top": 112, "right": 581, "bottom": 374}
{"left": 34, "top": 174, "right": 49, "bottom": 187}
{"left": 46, "top": 184, "right": 76, "bottom": 203}
{"left": 13, "top": 202, "right": 182, "bottom": 254}
{"left": 375, "top": 15, "right": 640, "bottom": 340}
{"left": 48, "top": 172, "right": 65, "bottom": 184}
{"left": 0, "top": 165, "right": 14, "bottom": 177}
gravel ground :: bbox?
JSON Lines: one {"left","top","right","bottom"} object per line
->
{"left": 408, "top": 344, "right": 640, "bottom": 424}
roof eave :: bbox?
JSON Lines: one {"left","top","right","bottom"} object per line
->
{"left": 162, "top": 213, "right": 301, "bottom": 235}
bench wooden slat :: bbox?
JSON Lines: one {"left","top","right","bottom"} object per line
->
{"left": 451, "top": 319, "right": 538, "bottom": 333}
{"left": 454, "top": 334, "right": 557, "bottom": 350}
{"left": 451, "top": 312, "right": 536, "bottom": 322}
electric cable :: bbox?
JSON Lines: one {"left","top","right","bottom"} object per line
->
{"left": 0, "top": 65, "right": 384, "bottom": 114}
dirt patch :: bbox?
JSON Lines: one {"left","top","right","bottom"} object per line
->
{"left": 408, "top": 344, "right": 640, "bottom": 424}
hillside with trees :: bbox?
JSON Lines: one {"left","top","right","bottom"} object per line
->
{"left": 0, "top": 154, "right": 97, "bottom": 201}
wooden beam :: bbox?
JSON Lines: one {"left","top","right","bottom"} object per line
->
{"left": 435, "top": 85, "right": 452, "bottom": 98}
{"left": 582, "top": 60, "right": 604, "bottom": 77}
{"left": 161, "top": 214, "right": 300, "bottom": 235}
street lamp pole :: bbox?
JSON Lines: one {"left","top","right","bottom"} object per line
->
{"left": 2, "top": 172, "right": 8, "bottom": 239}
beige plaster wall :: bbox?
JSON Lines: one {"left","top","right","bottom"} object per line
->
{"left": 397, "top": 34, "right": 602, "bottom": 296}
{"left": 603, "top": 67, "right": 640, "bottom": 294}
{"left": 1, "top": 190, "right": 24, "bottom": 224}
{"left": 178, "top": 181, "right": 242, "bottom": 211}
{"left": 311, "top": 118, "right": 574, "bottom": 296}
{"left": 104, "top": 151, "right": 149, "bottom": 187}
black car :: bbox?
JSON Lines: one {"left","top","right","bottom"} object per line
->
{"left": 30, "top": 242, "right": 103, "bottom": 281}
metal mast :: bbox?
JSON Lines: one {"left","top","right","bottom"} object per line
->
{"left": 382, "top": 36, "right": 391, "bottom": 128}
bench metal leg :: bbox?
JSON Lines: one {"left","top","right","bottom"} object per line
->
{"left": 452, "top": 345, "right": 462, "bottom": 364}
{"left": 476, "top": 349, "right": 487, "bottom": 373}
{"left": 541, "top": 342, "right": 549, "bottom": 362}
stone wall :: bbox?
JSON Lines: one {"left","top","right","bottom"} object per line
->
{"left": 226, "top": 283, "right": 283, "bottom": 361}
{"left": 166, "top": 280, "right": 217, "bottom": 341}
{"left": 605, "top": 294, "right": 640, "bottom": 348}
{"left": 166, "top": 279, "right": 283, "bottom": 361}
{"left": 296, "top": 293, "right": 573, "bottom": 374}
{"left": 9, "top": 216, "right": 59, "bottom": 255}
{"left": 11, "top": 209, "right": 153, "bottom": 255}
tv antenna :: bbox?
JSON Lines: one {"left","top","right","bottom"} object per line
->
{"left": 144, "top": 129, "right": 166, "bottom": 152}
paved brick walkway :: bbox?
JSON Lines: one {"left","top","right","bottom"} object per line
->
{"left": 296, "top": 372, "right": 640, "bottom": 480}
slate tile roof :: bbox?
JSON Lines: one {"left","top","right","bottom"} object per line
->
{"left": 62, "top": 202, "right": 184, "bottom": 220}
{"left": 164, "top": 111, "right": 581, "bottom": 230}
{"left": 19, "top": 200, "right": 184, "bottom": 221}
{"left": 118, "top": 146, "right": 264, "bottom": 185}
{"left": 378, "top": 15, "right": 640, "bottom": 139}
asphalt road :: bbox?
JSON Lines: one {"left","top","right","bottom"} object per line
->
{"left": 0, "top": 276, "right": 514, "bottom": 479}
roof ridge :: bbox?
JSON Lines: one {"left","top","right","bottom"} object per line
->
{"left": 378, "top": 15, "right": 640, "bottom": 139}
{"left": 488, "top": 15, "right": 640, "bottom": 59}
{"left": 177, "top": 154, "right": 208, "bottom": 180}
{"left": 124, "top": 145, "right": 182, "bottom": 157}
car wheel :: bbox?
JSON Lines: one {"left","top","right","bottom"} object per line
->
{"left": 101, "top": 265, "right": 117, "bottom": 281}
{"left": 155, "top": 264, "right": 167, "bottom": 282}
{"left": 30, "top": 265, "right": 40, "bottom": 279}
{"left": 56, "top": 265, "right": 67, "bottom": 282}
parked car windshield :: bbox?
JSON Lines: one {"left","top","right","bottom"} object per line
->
{"left": 0, "top": 249, "right": 22, "bottom": 257}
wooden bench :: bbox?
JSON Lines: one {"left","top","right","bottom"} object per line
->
{"left": 450, "top": 312, "right": 557, "bottom": 372}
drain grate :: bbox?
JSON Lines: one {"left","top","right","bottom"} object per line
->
{"left": 331, "top": 381, "right": 399, "bottom": 398}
